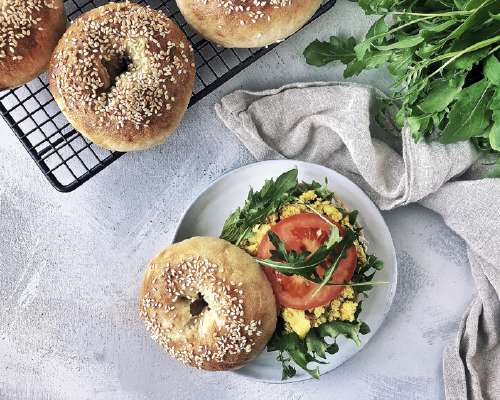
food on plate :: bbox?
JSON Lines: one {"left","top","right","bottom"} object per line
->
{"left": 221, "top": 169, "right": 384, "bottom": 379}
{"left": 0, "top": 0, "right": 66, "bottom": 89}
{"left": 304, "top": 0, "right": 500, "bottom": 176}
{"left": 139, "top": 236, "right": 277, "bottom": 371}
{"left": 49, "top": 3, "right": 195, "bottom": 151}
{"left": 175, "top": 0, "right": 321, "bottom": 48}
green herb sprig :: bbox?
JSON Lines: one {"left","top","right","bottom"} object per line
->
{"left": 257, "top": 228, "right": 356, "bottom": 290}
{"left": 220, "top": 169, "right": 298, "bottom": 245}
{"left": 268, "top": 318, "right": 371, "bottom": 380}
{"left": 304, "top": 0, "right": 500, "bottom": 171}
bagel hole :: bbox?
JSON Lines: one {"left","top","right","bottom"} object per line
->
{"left": 102, "top": 53, "right": 133, "bottom": 90}
{"left": 190, "top": 293, "right": 209, "bottom": 317}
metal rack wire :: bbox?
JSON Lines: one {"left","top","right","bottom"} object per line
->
{"left": 0, "top": 0, "right": 336, "bottom": 192}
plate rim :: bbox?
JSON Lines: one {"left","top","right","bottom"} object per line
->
{"left": 172, "top": 159, "right": 398, "bottom": 383}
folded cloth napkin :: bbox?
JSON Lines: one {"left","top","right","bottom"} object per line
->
{"left": 215, "top": 82, "right": 500, "bottom": 400}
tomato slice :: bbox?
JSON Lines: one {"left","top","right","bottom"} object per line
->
{"left": 257, "top": 213, "right": 357, "bottom": 310}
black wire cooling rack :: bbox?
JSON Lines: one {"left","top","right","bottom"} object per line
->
{"left": 0, "top": 0, "right": 336, "bottom": 192}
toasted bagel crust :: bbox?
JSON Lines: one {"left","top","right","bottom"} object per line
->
{"left": 139, "top": 237, "right": 277, "bottom": 370}
{"left": 49, "top": 3, "right": 195, "bottom": 151}
{"left": 175, "top": 0, "right": 321, "bottom": 48}
{"left": 0, "top": 0, "right": 66, "bottom": 89}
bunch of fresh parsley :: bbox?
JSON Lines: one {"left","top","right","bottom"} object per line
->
{"left": 304, "top": 0, "right": 500, "bottom": 176}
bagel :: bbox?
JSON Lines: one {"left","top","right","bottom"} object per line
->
{"left": 139, "top": 237, "right": 277, "bottom": 371}
{"left": 0, "top": 0, "right": 66, "bottom": 89}
{"left": 175, "top": 0, "right": 322, "bottom": 48}
{"left": 49, "top": 3, "right": 195, "bottom": 152}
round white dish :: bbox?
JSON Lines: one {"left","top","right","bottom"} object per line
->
{"left": 174, "top": 160, "right": 397, "bottom": 383}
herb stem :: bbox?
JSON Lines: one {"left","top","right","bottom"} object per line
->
{"left": 303, "top": 203, "right": 336, "bottom": 228}
{"left": 391, "top": 10, "right": 473, "bottom": 17}
{"left": 370, "top": 16, "right": 435, "bottom": 42}
{"left": 488, "top": 44, "right": 500, "bottom": 56}
{"left": 428, "top": 35, "right": 500, "bottom": 79}
{"left": 235, "top": 226, "right": 250, "bottom": 247}
{"left": 256, "top": 258, "right": 324, "bottom": 272}
{"left": 326, "top": 281, "right": 389, "bottom": 287}
{"left": 311, "top": 247, "right": 345, "bottom": 297}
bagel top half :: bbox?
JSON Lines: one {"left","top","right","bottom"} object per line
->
{"left": 139, "top": 236, "right": 277, "bottom": 371}
{"left": 49, "top": 2, "right": 195, "bottom": 152}
{"left": 0, "top": 0, "right": 66, "bottom": 90}
{"left": 175, "top": 0, "right": 322, "bottom": 48}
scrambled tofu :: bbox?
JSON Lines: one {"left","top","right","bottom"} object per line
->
{"left": 355, "top": 240, "right": 367, "bottom": 265}
{"left": 279, "top": 191, "right": 343, "bottom": 222}
{"left": 244, "top": 223, "right": 271, "bottom": 255}
{"left": 283, "top": 286, "right": 358, "bottom": 338}
{"left": 282, "top": 308, "right": 311, "bottom": 339}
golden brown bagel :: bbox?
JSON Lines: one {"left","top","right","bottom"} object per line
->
{"left": 49, "top": 3, "right": 195, "bottom": 152}
{"left": 0, "top": 0, "right": 66, "bottom": 89}
{"left": 139, "top": 237, "right": 277, "bottom": 371}
{"left": 175, "top": 0, "right": 321, "bottom": 48}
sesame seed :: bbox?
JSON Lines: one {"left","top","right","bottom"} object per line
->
{"left": 195, "top": 0, "right": 293, "bottom": 24}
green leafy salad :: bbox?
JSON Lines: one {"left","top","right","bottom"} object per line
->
{"left": 304, "top": 0, "right": 500, "bottom": 176}
{"left": 220, "top": 169, "right": 385, "bottom": 379}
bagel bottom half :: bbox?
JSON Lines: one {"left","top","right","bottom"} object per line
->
{"left": 139, "top": 237, "right": 277, "bottom": 370}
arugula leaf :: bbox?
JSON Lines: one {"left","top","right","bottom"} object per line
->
{"left": 452, "top": 47, "right": 490, "bottom": 70}
{"left": 489, "top": 105, "right": 500, "bottom": 150}
{"left": 374, "top": 35, "right": 425, "bottom": 51}
{"left": 354, "top": 17, "right": 388, "bottom": 59}
{"left": 295, "top": 178, "right": 335, "bottom": 200}
{"left": 484, "top": 55, "right": 500, "bottom": 85}
{"left": 317, "top": 320, "right": 365, "bottom": 346}
{"left": 489, "top": 122, "right": 500, "bottom": 150}
{"left": 440, "top": 79, "right": 494, "bottom": 143}
{"left": 352, "top": 254, "right": 385, "bottom": 295}
{"left": 269, "top": 318, "right": 372, "bottom": 380}
{"left": 487, "top": 158, "right": 500, "bottom": 177}
{"left": 220, "top": 169, "right": 298, "bottom": 244}
{"left": 359, "top": 321, "right": 371, "bottom": 335}
{"left": 257, "top": 226, "right": 343, "bottom": 277}
{"left": 311, "top": 228, "right": 357, "bottom": 296}
{"left": 304, "top": 36, "right": 357, "bottom": 66}
{"left": 417, "top": 77, "right": 464, "bottom": 113}
{"left": 268, "top": 330, "right": 322, "bottom": 379}
{"left": 344, "top": 59, "right": 368, "bottom": 78}
{"left": 348, "top": 210, "right": 359, "bottom": 225}
{"left": 491, "top": 87, "right": 500, "bottom": 109}
{"left": 306, "top": 330, "right": 339, "bottom": 359}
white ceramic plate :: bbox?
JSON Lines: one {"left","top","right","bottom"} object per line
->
{"left": 174, "top": 160, "right": 397, "bottom": 383}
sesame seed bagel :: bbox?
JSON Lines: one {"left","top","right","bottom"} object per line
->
{"left": 139, "top": 236, "right": 277, "bottom": 371}
{"left": 49, "top": 3, "right": 195, "bottom": 152}
{"left": 0, "top": 0, "right": 66, "bottom": 89}
{"left": 175, "top": 0, "right": 321, "bottom": 48}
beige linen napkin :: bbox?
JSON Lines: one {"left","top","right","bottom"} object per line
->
{"left": 215, "top": 82, "right": 500, "bottom": 400}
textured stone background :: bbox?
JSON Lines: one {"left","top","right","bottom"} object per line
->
{"left": 0, "top": 1, "right": 473, "bottom": 399}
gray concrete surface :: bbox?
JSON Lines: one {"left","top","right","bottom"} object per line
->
{"left": 0, "top": 1, "right": 473, "bottom": 399}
